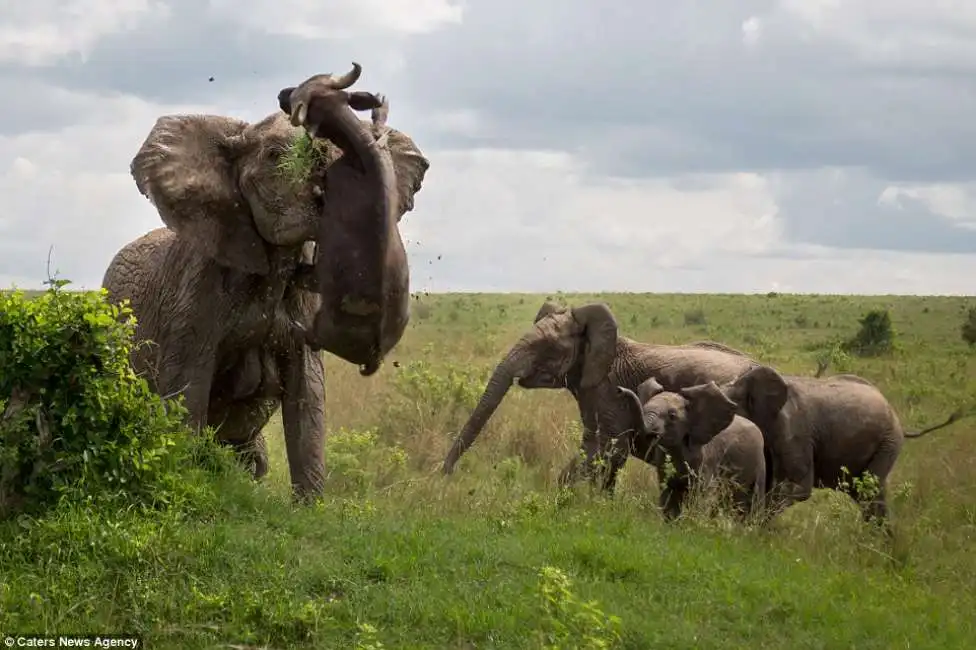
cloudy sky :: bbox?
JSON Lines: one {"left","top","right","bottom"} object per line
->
{"left": 2, "top": 0, "right": 976, "bottom": 294}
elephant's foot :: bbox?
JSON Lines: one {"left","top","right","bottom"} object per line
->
{"left": 220, "top": 437, "right": 269, "bottom": 481}
{"left": 858, "top": 497, "right": 892, "bottom": 536}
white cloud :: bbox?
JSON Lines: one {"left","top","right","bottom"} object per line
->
{"left": 741, "top": 16, "right": 763, "bottom": 47}
{"left": 2, "top": 0, "right": 976, "bottom": 296}
{"left": 879, "top": 183, "right": 976, "bottom": 229}
{"left": 210, "top": 0, "right": 463, "bottom": 39}
{"left": 401, "top": 149, "right": 976, "bottom": 295}
{"left": 0, "top": 0, "right": 169, "bottom": 65}
{"left": 759, "top": 0, "right": 976, "bottom": 68}
{"left": 0, "top": 84, "right": 218, "bottom": 288}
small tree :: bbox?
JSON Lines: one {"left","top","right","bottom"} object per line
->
{"left": 962, "top": 307, "right": 976, "bottom": 347}
{"left": 0, "top": 279, "right": 221, "bottom": 518}
{"left": 843, "top": 309, "right": 896, "bottom": 357}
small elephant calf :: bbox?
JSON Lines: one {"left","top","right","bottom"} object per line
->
{"left": 617, "top": 377, "right": 766, "bottom": 521}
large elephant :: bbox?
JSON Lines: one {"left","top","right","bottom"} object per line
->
{"left": 102, "top": 65, "right": 429, "bottom": 500}
{"left": 616, "top": 378, "right": 766, "bottom": 520}
{"left": 441, "top": 300, "right": 763, "bottom": 489}
{"left": 720, "top": 365, "right": 968, "bottom": 523}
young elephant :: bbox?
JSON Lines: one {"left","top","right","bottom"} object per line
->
{"left": 617, "top": 377, "right": 767, "bottom": 520}
{"left": 721, "top": 365, "right": 968, "bottom": 524}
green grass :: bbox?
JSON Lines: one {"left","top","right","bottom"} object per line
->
{"left": 3, "top": 292, "right": 976, "bottom": 649}
{"left": 276, "top": 131, "right": 335, "bottom": 186}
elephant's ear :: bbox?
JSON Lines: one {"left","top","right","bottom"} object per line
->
{"left": 384, "top": 128, "right": 430, "bottom": 221}
{"left": 680, "top": 381, "right": 737, "bottom": 447}
{"left": 571, "top": 302, "right": 619, "bottom": 389}
{"left": 130, "top": 114, "right": 271, "bottom": 275}
{"left": 728, "top": 365, "right": 788, "bottom": 425}
{"left": 636, "top": 377, "right": 665, "bottom": 405}
{"left": 533, "top": 300, "right": 565, "bottom": 323}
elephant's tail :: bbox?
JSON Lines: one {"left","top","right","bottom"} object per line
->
{"left": 905, "top": 408, "right": 971, "bottom": 438}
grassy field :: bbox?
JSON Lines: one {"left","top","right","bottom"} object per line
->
{"left": 2, "top": 292, "right": 976, "bottom": 649}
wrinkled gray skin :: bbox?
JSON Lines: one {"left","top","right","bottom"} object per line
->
{"left": 102, "top": 65, "right": 429, "bottom": 500}
{"left": 721, "top": 365, "right": 967, "bottom": 524}
{"left": 616, "top": 378, "right": 766, "bottom": 520}
{"left": 278, "top": 66, "right": 423, "bottom": 376}
{"left": 441, "top": 300, "right": 763, "bottom": 489}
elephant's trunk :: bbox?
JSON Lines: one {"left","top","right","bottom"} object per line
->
{"left": 442, "top": 339, "right": 533, "bottom": 474}
{"left": 617, "top": 387, "right": 648, "bottom": 436}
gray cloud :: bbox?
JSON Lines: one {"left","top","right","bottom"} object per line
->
{"left": 769, "top": 169, "right": 976, "bottom": 254}
{"left": 1, "top": 0, "right": 975, "bottom": 293}
{"left": 397, "top": 1, "right": 976, "bottom": 185}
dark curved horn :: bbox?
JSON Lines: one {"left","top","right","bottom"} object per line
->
{"left": 332, "top": 62, "right": 362, "bottom": 90}
{"left": 571, "top": 303, "right": 618, "bottom": 389}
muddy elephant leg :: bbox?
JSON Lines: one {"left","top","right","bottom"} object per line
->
{"left": 599, "top": 454, "right": 627, "bottom": 494}
{"left": 558, "top": 434, "right": 609, "bottom": 489}
{"left": 157, "top": 348, "right": 218, "bottom": 433}
{"left": 851, "top": 441, "right": 899, "bottom": 528}
{"left": 857, "top": 485, "right": 891, "bottom": 531}
{"left": 743, "top": 473, "right": 767, "bottom": 521}
{"left": 210, "top": 397, "right": 278, "bottom": 480}
{"left": 730, "top": 485, "right": 753, "bottom": 520}
{"left": 280, "top": 344, "right": 326, "bottom": 501}
{"left": 659, "top": 482, "right": 686, "bottom": 521}
{"left": 761, "top": 455, "right": 813, "bottom": 522}
{"left": 558, "top": 404, "right": 604, "bottom": 488}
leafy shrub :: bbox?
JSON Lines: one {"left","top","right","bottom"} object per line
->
{"left": 325, "top": 426, "right": 407, "bottom": 494}
{"left": 814, "top": 343, "right": 854, "bottom": 375}
{"left": 379, "top": 359, "right": 488, "bottom": 444}
{"left": 683, "top": 308, "right": 707, "bottom": 326}
{"left": 961, "top": 307, "right": 976, "bottom": 347}
{"left": 843, "top": 309, "right": 896, "bottom": 357}
{"left": 536, "top": 565, "right": 622, "bottom": 649}
{"left": 0, "top": 281, "right": 227, "bottom": 518}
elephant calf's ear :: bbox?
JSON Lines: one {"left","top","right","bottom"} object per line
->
{"left": 636, "top": 377, "right": 665, "bottom": 404}
{"left": 734, "top": 365, "right": 789, "bottom": 424}
{"left": 680, "top": 381, "right": 737, "bottom": 447}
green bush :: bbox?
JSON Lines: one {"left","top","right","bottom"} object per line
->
{"left": 961, "top": 307, "right": 976, "bottom": 347}
{"left": 0, "top": 280, "right": 227, "bottom": 518}
{"left": 843, "top": 309, "right": 896, "bottom": 357}
{"left": 683, "top": 308, "right": 707, "bottom": 326}
{"left": 325, "top": 426, "right": 407, "bottom": 494}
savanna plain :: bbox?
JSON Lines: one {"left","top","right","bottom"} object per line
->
{"left": 2, "top": 291, "right": 975, "bottom": 649}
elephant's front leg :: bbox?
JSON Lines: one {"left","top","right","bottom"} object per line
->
{"left": 280, "top": 343, "right": 326, "bottom": 501}
{"left": 158, "top": 352, "right": 217, "bottom": 434}
{"left": 659, "top": 481, "right": 686, "bottom": 521}
{"left": 765, "top": 467, "right": 813, "bottom": 522}
{"left": 558, "top": 399, "right": 612, "bottom": 489}
{"left": 210, "top": 397, "right": 278, "bottom": 480}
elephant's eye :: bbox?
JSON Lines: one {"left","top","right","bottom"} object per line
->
{"left": 667, "top": 408, "right": 678, "bottom": 421}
